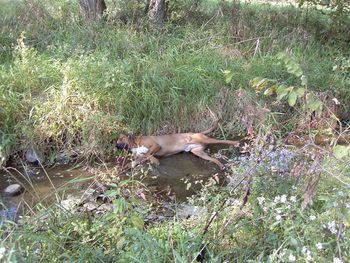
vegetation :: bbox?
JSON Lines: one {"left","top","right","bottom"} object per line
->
{"left": 0, "top": 0, "right": 349, "bottom": 262}
{"left": 1, "top": 0, "right": 349, "bottom": 166}
{"left": 1, "top": 153, "right": 350, "bottom": 262}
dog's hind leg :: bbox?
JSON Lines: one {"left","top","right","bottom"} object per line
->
{"left": 190, "top": 147, "right": 225, "bottom": 170}
{"left": 193, "top": 134, "right": 239, "bottom": 147}
{"left": 202, "top": 137, "right": 239, "bottom": 147}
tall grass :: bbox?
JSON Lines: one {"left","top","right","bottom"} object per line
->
{"left": 0, "top": 0, "right": 349, "bottom": 166}
{"left": 0, "top": 1, "right": 349, "bottom": 260}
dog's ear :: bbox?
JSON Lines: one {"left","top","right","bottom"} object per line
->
{"left": 127, "top": 134, "right": 135, "bottom": 140}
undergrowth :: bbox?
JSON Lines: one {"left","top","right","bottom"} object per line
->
{"left": 0, "top": 0, "right": 349, "bottom": 166}
{"left": 0, "top": 152, "right": 349, "bottom": 262}
{"left": 0, "top": 1, "right": 349, "bottom": 261}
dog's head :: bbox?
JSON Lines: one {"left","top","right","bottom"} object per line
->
{"left": 115, "top": 134, "right": 136, "bottom": 150}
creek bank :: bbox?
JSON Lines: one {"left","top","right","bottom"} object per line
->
{"left": 58, "top": 189, "right": 209, "bottom": 223}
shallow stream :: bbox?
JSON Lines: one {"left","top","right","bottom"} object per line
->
{"left": 0, "top": 152, "right": 221, "bottom": 220}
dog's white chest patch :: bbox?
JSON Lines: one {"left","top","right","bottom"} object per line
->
{"left": 131, "top": 146, "right": 149, "bottom": 155}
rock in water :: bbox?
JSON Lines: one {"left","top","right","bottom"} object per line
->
{"left": 176, "top": 204, "right": 207, "bottom": 219}
{"left": 83, "top": 202, "right": 99, "bottom": 211}
{"left": 60, "top": 195, "right": 81, "bottom": 211}
{"left": 4, "top": 184, "right": 23, "bottom": 196}
{"left": 25, "top": 147, "right": 45, "bottom": 164}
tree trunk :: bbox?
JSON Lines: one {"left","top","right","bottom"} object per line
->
{"left": 79, "top": 0, "right": 107, "bottom": 21}
{"left": 147, "top": 0, "right": 166, "bottom": 24}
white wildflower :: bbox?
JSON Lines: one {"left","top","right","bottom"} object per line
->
{"left": 302, "top": 247, "right": 312, "bottom": 259}
{"left": 306, "top": 253, "right": 312, "bottom": 261}
{"left": 280, "top": 195, "right": 287, "bottom": 203}
{"left": 333, "top": 258, "right": 343, "bottom": 263}
{"left": 275, "top": 215, "right": 282, "bottom": 221}
{"left": 290, "top": 196, "right": 297, "bottom": 203}
{"left": 288, "top": 254, "right": 296, "bottom": 262}
{"left": 257, "top": 196, "right": 265, "bottom": 205}
{"left": 316, "top": 243, "right": 323, "bottom": 250}
{"left": 328, "top": 221, "right": 337, "bottom": 234}
{"left": 309, "top": 215, "right": 316, "bottom": 221}
{"left": 263, "top": 206, "right": 268, "bottom": 212}
{"left": 0, "top": 247, "right": 5, "bottom": 260}
{"left": 274, "top": 196, "right": 281, "bottom": 204}
{"left": 271, "top": 166, "right": 278, "bottom": 172}
{"left": 302, "top": 247, "right": 308, "bottom": 254}
{"left": 332, "top": 98, "right": 340, "bottom": 105}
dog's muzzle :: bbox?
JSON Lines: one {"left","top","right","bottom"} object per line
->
{"left": 116, "top": 143, "right": 129, "bottom": 150}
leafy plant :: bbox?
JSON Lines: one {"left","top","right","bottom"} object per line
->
{"left": 333, "top": 145, "right": 350, "bottom": 159}
{"left": 298, "top": 0, "right": 350, "bottom": 38}
{"left": 249, "top": 52, "right": 323, "bottom": 111}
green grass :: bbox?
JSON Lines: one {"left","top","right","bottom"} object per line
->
{"left": 1, "top": 1, "right": 349, "bottom": 260}
{"left": 1, "top": 154, "right": 349, "bottom": 262}
{"left": 0, "top": 0, "right": 349, "bottom": 166}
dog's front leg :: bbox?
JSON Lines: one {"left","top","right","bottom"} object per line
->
{"left": 145, "top": 144, "right": 161, "bottom": 165}
{"left": 131, "top": 144, "right": 161, "bottom": 167}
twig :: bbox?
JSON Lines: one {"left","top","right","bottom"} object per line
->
{"left": 253, "top": 38, "right": 260, "bottom": 57}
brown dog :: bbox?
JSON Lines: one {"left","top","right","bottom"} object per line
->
{"left": 116, "top": 124, "right": 239, "bottom": 170}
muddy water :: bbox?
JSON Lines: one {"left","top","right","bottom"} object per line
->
{"left": 0, "top": 165, "right": 93, "bottom": 220}
{"left": 0, "top": 153, "right": 222, "bottom": 220}
{"left": 144, "top": 152, "right": 221, "bottom": 200}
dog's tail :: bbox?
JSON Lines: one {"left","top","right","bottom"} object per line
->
{"left": 201, "top": 108, "right": 219, "bottom": 135}
{"left": 201, "top": 120, "right": 218, "bottom": 135}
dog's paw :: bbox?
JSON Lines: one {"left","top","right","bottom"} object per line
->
{"left": 153, "top": 159, "right": 160, "bottom": 165}
{"left": 149, "top": 156, "right": 160, "bottom": 165}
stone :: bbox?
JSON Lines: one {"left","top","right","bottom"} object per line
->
{"left": 176, "top": 204, "right": 207, "bottom": 219}
{"left": 83, "top": 201, "right": 99, "bottom": 211}
{"left": 60, "top": 195, "right": 81, "bottom": 211}
{"left": 4, "top": 184, "right": 23, "bottom": 196}
{"left": 97, "top": 203, "right": 114, "bottom": 212}
{"left": 25, "top": 147, "right": 45, "bottom": 164}
{"left": 56, "top": 149, "right": 78, "bottom": 164}
{"left": 81, "top": 188, "right": 96, "bottom": 202}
